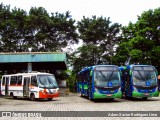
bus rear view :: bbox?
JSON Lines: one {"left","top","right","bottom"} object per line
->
{"left": 77, "top": 65, "right": 122, "bottom": 100}
{"left": 120, "top": 65, "right": 159, "bottom": 100}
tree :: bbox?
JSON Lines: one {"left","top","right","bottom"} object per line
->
{"left": 27, "top": 8, "right": 78, "bottom": 52}
{"left": 70, "top": 44, "right": 103, "bottom": 73}
{"left": 113, "top": 42, "right": 130, "bottom": 66}
{"left": 65, "top": 69, "right": 77, "bottom": 92}
{"left": 77, "top": 16, "right": 121, "bottom": 65}
{"left": 46, "top": 11, "right": 78, "bottom": 51}
{"left": 115, "top": 7, "right": 160, "bottom": 71}
{"left": 0, "top": 4, "right": 78, "bottom": 52}
{"left": 24, "top": 7, "right": 51, "bottom": 52}
{"left": 11, "top": 7, "right": 27, "bottom": 52}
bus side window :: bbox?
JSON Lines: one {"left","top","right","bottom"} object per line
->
{"left": 17, "top": 76, "right": 22, "bottom": 85}
{"left": 31, "top": 76, "right": 37, "bottom": 86}
{"left": 10, "top": 76, "right": 17, "bottom": 85}
{"left": 2, "top": 77, "right": 5, "bottom": 85}
{"left": 87, "top": 71, "right": 91, "bottom": 81}
{"left": 84, "top": 72, "right": 87, "bottom": 82}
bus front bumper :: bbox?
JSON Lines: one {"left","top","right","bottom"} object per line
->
{"left": 93, "top": 92, "right": 122, "bottom": 99}
{"left": 39, "top": 91, "right": 59, "bottom": 99}
{"left": 132, "top": 91, "right": 159, "bottom": 98}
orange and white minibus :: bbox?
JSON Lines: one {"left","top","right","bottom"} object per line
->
{"left": 0, "top": 72, "right": 59, "bottom": 101}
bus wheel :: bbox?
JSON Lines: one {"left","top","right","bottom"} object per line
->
{"left": 80, "top": 93, "right": 83, "bottom": 97}
{"left": 88, "top": 93, "right": 93, "bottom": 101}
{"left": 10, "top": 93, "right": 14, "bottom": 99}
{"left": 88, "top": 90, "right": 93, "bottom": 100}
{"left": 122, "top": 92, "right": 126, "bottom": 99}
{"left": 47, "top": 98, "right": 53, "bottom": 101}
{"left": 30, "top": 93, "right": 35, "bottom": 101}
{"left": 142, "top": 97, "right": 148, "bottom": 100}
{"left": 109, "top": 98, "right": 114, "bottom": 101}
{"left": 89, "top": 96, "right": 93, "bottom": 101}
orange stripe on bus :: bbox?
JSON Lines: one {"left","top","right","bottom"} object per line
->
{"left": 39, "top": 91, "right": 59, "bottom": 99}
{"left": 9, "top": 85, "right": 23, "bottom": 86}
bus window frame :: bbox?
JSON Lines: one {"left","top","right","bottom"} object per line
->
{"left": 31, "top": 76, "right": 38, "bottom": 86}
{"left": 10, "top": 76, "right": 17, "bottom": 85}
{"left": 17, "top": 76, "right": 22, "bottom": 85}
{"left": 2, "top": 76, "right": 5, "bottom": 85}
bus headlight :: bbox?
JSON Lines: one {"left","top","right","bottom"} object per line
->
{"left": 133, "top": 86, "right": 138, "bottom": 92}
{"left": 56, "top": 88, "right": 59, "bottom": 93}
{"left": 118, "top": 87, "right": 121, "bottom": 92}
{"left": 155, "top": 87, "right": 158, "bottom": 92}
{"left": 94, "top": 88, "right": 99, "bottom": 93}
{"left": 52, "top": 88, "right": 59, "bottom": 94}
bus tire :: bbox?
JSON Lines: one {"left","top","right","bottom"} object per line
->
{"left": 89, "top": 96, "right": 93, "bottom": 101}
{"left": 30, "top": 93, "right": 35, "bottom": 101}
{"left": 47, "top": 98, "right": 53, "bottom": 101}
{"left": 10, "top": 92, "right": 14, "bottom": 99}
{"left": 80, "top": 93, "right": 83, "bottom": 97}
{"left": 88, "top": 92, "right": 93, "bottom": 101}
{"left": 109, "top": 98, "right": 114, "bottom": 101}
{"left": 122, "top": 92, "right": 126, "bottom": 99}
{"left": 142, "top": 97, "right": 148, "bottom": 100}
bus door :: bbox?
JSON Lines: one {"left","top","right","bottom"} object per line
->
{"left": 5, "top": 77, "right": 9, "bottom": 95}
{"left": 23, "top": 77, "right": 30, "bottom": 97}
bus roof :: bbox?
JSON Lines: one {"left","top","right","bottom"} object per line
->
{"left": 2, "top": 72, "right": 53, "bottom": 76}
{"left": 78, "top": 65, "right": 119, "bottom": 74}
{"left": 119, "top": 64, "right": 155, "bottom": 70}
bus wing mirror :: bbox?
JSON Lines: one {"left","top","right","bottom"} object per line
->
{"left": 156, "top": 70, "right": 158, "bottom": 76}
{"left": 90, "top": 71, "right": 93, "bottom": 76}
{"left": 129, "top": 70, "right": 132, "bottom": 76}
{"left": 120, "top": 71, "right": 122, "bottom": 76}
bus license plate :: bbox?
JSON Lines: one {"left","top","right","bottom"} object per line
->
{"left": 107, "top": 94, "right": 112, "bottom": 96}
{"left": 144, "top": 93, "right": 149, "bottom": 96}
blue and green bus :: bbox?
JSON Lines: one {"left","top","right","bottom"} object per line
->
{"left": 119, "top": 65, "right": 159, "bottom": 100}
{"left": 77, "top": 65, "right": 122, "bottom": 100}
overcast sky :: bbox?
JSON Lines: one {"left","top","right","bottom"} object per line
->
{"left": 1, "top": 0, "right": 160, "bottom": 26}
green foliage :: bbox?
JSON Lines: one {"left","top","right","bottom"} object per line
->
{"left": 129, "top": 49, "right": 142, "bottom": 63}
{"left": 115, "top": 7, "right": 160, "bottom": 70}
{"left": 1, "top": 3, "right": 160, "bottom": 82}
{"left": 77, "top": 16, "right": 111, "bottom": 44}
{"left": 113, "top": 42, "right": 130, "bottom": 65}
{"left": 73, "top": 15, "right": 121, "bottom": 71}
{"left": 71, "top": 44, "right": 104, "bottom": 73}
{"left": 0, "top": 3, "right": 78, "bottom": 52}
{"left": 65, "top": 69, "right": 77, "bottom": 92}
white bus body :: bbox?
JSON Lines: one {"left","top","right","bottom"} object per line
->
{"left": 0, "top": 72, "right": 59, "bottom": 101}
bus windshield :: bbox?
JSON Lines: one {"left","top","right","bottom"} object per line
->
{"left": 37, "top": 75, "right": 58, "bottom": 88}
{"left": 94, "top": 70, "right": 121, "bottom": 87}
{"left": 132, "top": 66, "right": 157, "bottom": 86}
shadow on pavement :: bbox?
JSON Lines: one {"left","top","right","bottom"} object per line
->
{"left": 79, "top": 95, "right": 122, "bottom": 103}
{"left": 122, "top": 97, "right": 160, "bottom": 102}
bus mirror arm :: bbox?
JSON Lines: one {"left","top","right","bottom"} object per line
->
{"left": 90, "top": 71, "right": 93, "bottom": 76}
{"left": 156, "top": 70, "right": 158, "bottom": 76}
{"left": 129, "top": 70, "right": 132, "bottom": 76}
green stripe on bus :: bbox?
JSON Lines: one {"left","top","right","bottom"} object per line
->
{"left": 93, "top": 92, "right": 122, "bottom": 99}
{"left": 79, "top": 84, "right": 82, "bottom": 88}
{"left": 132, "top": 91, "right": 159, "bottom": 98}
{"left": 84, "top": 85, "right": 88, "bottom": 89}
{"left": 79, "top": 84, "right": 88, "bottom": 89}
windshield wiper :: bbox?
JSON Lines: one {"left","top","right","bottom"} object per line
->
{"left": 137, "top": 71, "right": 145, "bottom": 81}
{"left": 39, "top": 80, "right": 45, "bottom": 87}
{"left": 99, "top": 71, "right": 106, "bottom": 80}
{"left": 145, "top": 71, "right": 152, "bottom": 80}
{"left": 108, "top": 71, "right": 114, "bottom": 82}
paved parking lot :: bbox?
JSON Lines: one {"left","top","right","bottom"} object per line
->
{"left": 0, "top": 91, "right": 160, "bottom": 120}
